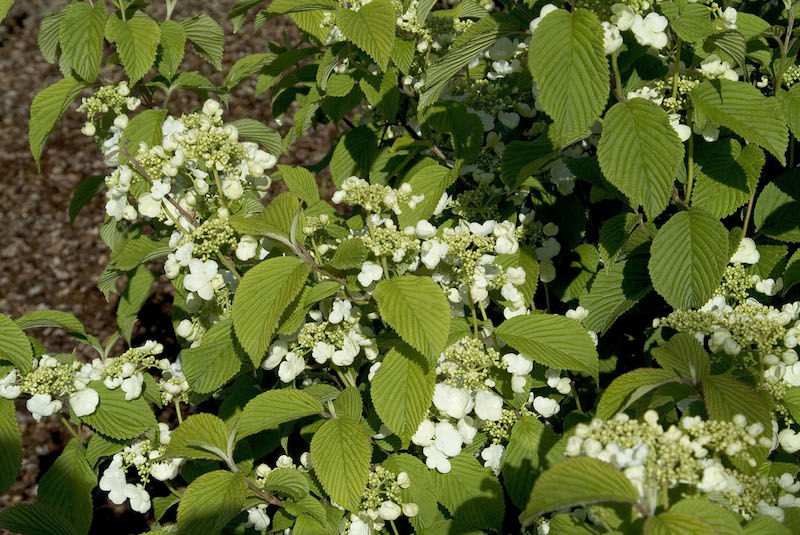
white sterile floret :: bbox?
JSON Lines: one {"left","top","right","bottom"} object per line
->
{"left": 610, "top": 3, "right": 636, "bottom": 31}
{"left": 532, "top": 395, "right": 560, "bottom": 418}
{"left": 503, "top": 352, "right": 533, "bottom": 376}
{"left": 99, "top": 455, "right": 128, "bottom": 504}
{"left": 602, "top": 22, "right": 623, "bottom": 55}
{"left": 150, "top": 458, "right": 181, "bottom": 481}
{"left": 432, "top": 383, "right": 474, "bottom": 419}
{"left": 415, "top": 220, "right": 437, "bottom": 239}
{"left": 0, "top": 370, "right": 21, "bottom": 399}
{"left": 329, "top": 299, "right": 353, "bottom": 324}
{"left": 69, "top": 388, "right": 99, "bottom": 417}
{"left": 278, "top": 352, "right": 305, "bottom": 382}
{"left": 411, "top": 419, "right": 435, "bottom": 447}
{"left": 529, "top": 4, "right": 558, "bottom": 33}
{"left": 631, "top": 13, "right": 668, "bottom": 49}
{"left": 378, "top": 501, "right": 402, "bottom": 521}
{"left": 421, "top": 239, "right": 449, "bottom": 269}
{"left": 245, "top": 505, "right": 271, "bottom": 531}
{"left": 474, "top": 390, "right": 503, "bottom": 421}
{"left": 263, "top": 341, "right": 289, "bottom": 370}
{"left": 235, "top": 235, "right": 259, "bottom": 261}
{"left": 402, "top": 503, "right": 419, "bottom": 517}
{"left": 313, "top": 341, "right": 336, "bottom": 364}
{"left": 778, "top": 428, "right": 800, "bottom": 453}
{"left": 481, "top": 443, "right": 505, "bottom": 474}
{"left": 127, "top": 484, "right": 152, "bottom": 513}
{"left": 332, "top": 337, "right": 360, "bottom": 366}
{"left": 27, "top": 393, "right": 62, "bottom": 422}
{"left": 358, "top": 261, "right": 383, "bottom": 287}
{"left": 756, "top": 278, "right": 783, "bottom": 297}
{"left": 183, "top": 258, "right": 219, "bottom": 300}
{"left": 730, "top": 237, "right": 760, "bottom": 264}
{"left": 433, "top": 421, "right": 464, "bottom": 457}
{"left": 506, "top": 266, "right": 526, "bottom": 286}
{"left": 669, "top": 114, "right": 692, "bottom": 142}
{"left": 487, "top": 37, "right": 515, "bottom": 61}
{"left": 121, "top": 373, "right": 144, "bottom": 401}
{"left": 535, "top": 237, "right": 560, "bottom": 261}
{"left": 720, "top": 6, "right": 737, "bottom": 29}
{"left": 565, "top": 306, "right": 588, "bottom": 322}
{"left": 498, "top": 111, "right": 520, "bottom": 129}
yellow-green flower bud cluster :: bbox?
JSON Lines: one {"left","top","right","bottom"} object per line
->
{"left": 718, "top": 264, "right": 756, "bottom": 303}
{"left": 78, "top": 82, "right": 140, "bottom": 120}
{"left": 178, "top": 217, "right": 237, "bottom": 261}
{"left": 437, "top": 336, "right": 502, "bottom": 390}
{"left": 484, "top": 408, "right": 530, "bottom": 443}
{"left": 331, "top": 177, "right": 423, "bottom": 215}
{"left": 19, "top": 355, "right": 78, "bottom": 397}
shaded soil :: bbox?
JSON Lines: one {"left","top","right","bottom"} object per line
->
{"left": 0, "top": 0, "right": 335, "bottom": 530}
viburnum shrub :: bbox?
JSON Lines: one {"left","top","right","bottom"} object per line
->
{"left": 5, "top": 0, "right": 800, "bottom": 533}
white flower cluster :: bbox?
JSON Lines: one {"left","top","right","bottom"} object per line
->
{"left": 99, "top": 424, "right": 181, "bottom": 514}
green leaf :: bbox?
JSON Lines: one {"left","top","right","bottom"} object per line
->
{"left": 669, "top": 498, "right": 745, "bottom": 535}
{"left": 0, "top": 313, "right": 33, "bottom": 373}
{"left": 110, "top": 235, "right": 171, "bottom": 270}
{"left": 0, "top": 398, "right": 21, "bottom": 494}
{"left": 15, "top": 310, "right": 86, "bottom": 336}
{"left": 359, "top": 68, "right": 399, "bottom": 121}
{"left": 59, "top": 2, "right": 105, "bottom": 82}
{"left": 434, "top": 453, "right": 504, "bottom": 531}
{"left": 37, "top": 439, "right": 96, "bottom": 535}
{"left": 651, "top": 333, "right": 710, "bottom": 384}
{"left": 158, "top": 20, "right": 186, "bottom": 79}
{"left": 232, "top": 257, "right": 310, "bottom": 363}
{"left": 371, "top": 344, "right": 435, "bottom": 444}
{"left": 692, "top": 140, "right": 764, "bottom": 219}
{"left": 231, "top": 118, "right": 282, "bottom": 156}
{"left": 329, "top": 126, "right": 378, "bottom": 188}
{"left": 180, "top": 13, "right": 225, "bottom": 69}
{"left": 182, "top": 319, "right": 244, "bottom": 393}
{"left": 420, "top": 100, "right": 484, "bottom": 162}
{"left": 495, "top": 314, "right": 599, "bottom": 380}
{"left": 597, "top": 99, "right": 684, "bottom": 219}
{"left": 29, "top": 77, "right": 88, "bottom": 167}
{"left": 86, "top": 432, "right": 127, "bottom": 468}
{"left": 0, "top": 0, "right": 12, "bottom": 22}
{"left": 310, "top": 415, "right": 371, "bottom": 512}
{"left": 82, "top": 381, "right": 157, "bottom": 440}
{"left": 335, "top": 0, "right": 395, "bottom": 70}
{"left": 263, "top": 467, "right": 310, "bottom": 500}
{"left": 177, "top": 470, "right": 248, "bottom": 535}
{"left": 648, "top": 208, "right": 729, "bottom": 309}
{"left": 280, "top": 164, "right": 320, "bottom": 204}
{"left": 105, "top": 12, "right": 161, "bottom": 83}
{"left": 165, "top": 413, "right": 231, "bottom": 461}
{"left": 596, "top": 368, "right": 680, "bottom": 419}
{"left": 372, "top": 275, "right": 451, "bottom": 362}
{"left": 502, "top": 416, "right": 562, "bottom": 510}
{"left": 329, "top": 238, "right": 368, "bottom": 270}
{"left": 116, "top": 265, "right": 156, "bottom": 344}
{"left": 520, "top": 457, "right": 639, "bottom": 526}
{"left": 278, "top": 280, "right": 342, "bottom": 335}
{"left": 236, "top": 389, "right": 324, "bottom": 440}
{"left": 396, "top": 163, "right": 456, "bottom": 228}
{"left": 660, "top": 1, "right": 712, "bottom": 42}
{"left": 501, "top": 136, "right": 560, "bottom": 188}
{"left": 420, "top": 14, "right": 518, "bottom": 109}
{"left": 382, "top": 454, "right": 438, "bottom": 531}
{"left": 645, "top": 512, "right": 717, "bottom": 535}
{"left": 579, "top": 257, "right": 652, "bottom": 335}
{"left": 224, "top": 53, "right": 276, "bottom": 88}
{"left": 118, "top": 109, "right": 167, "bottom": 165}
{"left": 528, "top": 8, "right": 609, "bottom": 146}
{"left": 38, "top": 6, "right": 68, "bottom": 64}
{"left": 753, "top": 168, "right": 800, "bottom": 242}
{"left": 778, "top": 86, "right": 800, "bottom": 141}
{"left": 743, "top": 515, "right": 793, "bottom": 535}
{"left": 691, "top": 80, "right": 788, "bottom": 165}
{"left": 68, "top": 175, "right": 105, "bottom": 224}
{"left": 0, "top": 504, "right": 76, "bottom": 535}
{"left": 334, "top": 386, "right": 363, "bottom": 420}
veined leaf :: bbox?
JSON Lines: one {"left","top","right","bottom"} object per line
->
{"left": 692, "top": 139, "right": 764, "bottom": 219}
{"left": 177, "top": 470, "right": 248, "bottom": 535}
{"left": 335, "top": 0, "right": 396, "bottom": 70}
{"left": 310, "top": 416, "right": 371, "bottom": 511}
{"left": 0, "top": 399, "right": 21, "bottom": 494}
{"left": 528, "top": 8, "right": 609, "bottom": 146}
{"left": 645, "top": 512, "right": 718, "bottom": 535}
{"left": 236, "top": 389, "right": 324, "bottom": 440}
{"left": 37, "top": 439, "right": 96, "bottom": 535}
{"left": 59, "top": 2, "right": 105, "bottom": 82}
{"left": 181, "top": 320, "right": 244, "bottom": 393}
{"left": 158, "top": 20, "right": 186, "bottom": 79}
{"left": 180, "top": 13, "right": 225, "bottom": 69}
{"left": 502, "top": 416, "right": 562, "bottom": 510}
{"left": 579, "top": 257, "right": 652, "bottom": 335}
{"left": 116, "top": 265, "right": 156, "bottom": 344}
{"left": 753, "top": 168, "right": 800, "bottom": 242}
{"left": 105, "top": 12, "right": 161, "bottom": 84}
{"left": 165, "top": 413, "right": 231, "bottom": 461}
{"left": 434, "top": 453, "right": 504, "bottom": 531}
{"left": 81, "top": 381, "right": 157, "bottom": 440}
{"left": 596, "top": 368, "right": 680, "bottom": 419}
{"left": 29, "top": 77, "right": 88, "bottom": 167}
{"left": 648, "top": 209, "right": 729, "bottom": 309}
{"left": 0, "top": 313, "right": 32, "bottom": 373}
{"left": 597, "top": 98, "right": 684, "bottom": 219}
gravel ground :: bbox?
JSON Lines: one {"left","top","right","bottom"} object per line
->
{"left": 0, "top": 0, "right": 334, "bottom": 529}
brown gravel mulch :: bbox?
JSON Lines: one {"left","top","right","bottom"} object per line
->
{"left": 0, "top": 0, "right": 335, "bottom": 530}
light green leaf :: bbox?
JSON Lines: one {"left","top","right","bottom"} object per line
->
{"left": 645, "top": 512, "right": 717, "bottom": 535}
{"left": 335, "top": 0, "right": 396, "bottom": 70}
{"left": 82, "top": 381, "right": 157, "bottom": 440}
{"left": 692, "top": 140, "right": 765, "bottom": 219}
{"left": 38, "top": 6, "right": 68, "bottom": 64}
{"left": 669, "top": 498, "right": 745, "bottom": 535}
{"left": 397, "top": 163, "right": 455, "bottom": 228}
{"left": 691, "top": 80, "right": 788, "bottom": 165}
{"left": 29, "top": 77, "right": 88, "bottom": 167}
{"left": 0, "top": 398, "right": 21, "bottom": 494}
{"left": 105, "top": 12, "right": 161, "bottom": 83}
{"left": 778, "top": 86, "right": 800, "bottom": 141}
{"left": 181, "top": 319, "right": 244, "bottom": 393}
{"left": 180, "top": 13, "right": 225, "bottom": 69}
{"left": 279, "top": 164, "right": 320, "bottom": 204}
{"left": 597, "top": 98, "right": 684, "bottom": 219}
{"left": 0, "top": 0, "right": 13, "bottom": 22}
{"left": 648, "top": 208, "right": 728, "bottom": 309}
{"left": 596, "top": 368, "right": 680, "bottom": 419}
{"left": 329, "top": 238, "right": 368, "bottom": 270}
{"left": 0, "top": 313, "right": 33, "bottom": 373}
{"left": 495, "top": 314, "right": 599, "bottom": 380}
{"left": 371, "top": 344, "right": 435, "bottom": 444}
{"left": 278, "top": 280, "right": 342, "bottom": 335}
{"left": 528, "top": 8, "right": 609, "bottom": 146}
{"left": 372, "top": 275, "right": 451, "bottom": 362}
{"left": 263, "top": 468, "right": 310, "bottom": 500}
{"left": 579, "top": 257, "right": 652, "bottom": 335}
{"left": 651, "top": 333, "right": 710, "bottom": 384}
{"left": 110, "top": 234, "right": 171, "bottom": 270}
{"left": 158, "top": 20, "right": 186, "bottom": 78}
{"left": 177, "top": 470, "right": 248, "bottom": 535}
{"left": 434, "top": 453, "right": 504, "bottom": 531}
{"left": 236, "top": 389, "right": 324, "bottom": 440}
{"left": 382, "top": 454, "right": 438, "bottom": 531}
{"left": 116, "top": 265, "right": 156, "bottom": 344}
{"left": 502, "top": 416, "right": 562, "bottom": 510}
{"left": 59, "top": 2, "right": 105, "bottom": 82}
{"left": 37, "top": 439, "right": 96, "bottom": 535}
{"left": 118, "top": 109, "right": 167, "bottom": 164}
{"left": 231, "top": 118, "right": 282, "bottom": 156}
{"left": 743, "top": 515, "right": 793, "bottom": 535}
{"left": 165, "top": 413, "right": 231, "bottom": 461}
{"left": 660, "top": 1, "right": 712, "bottom": 42}
{"left": 232, "top": 257, "right": 310, "bottom": 363}
{"left": 753, "top": 168, "right": 800, "bottom": 242}
{"left": 15, "top": 310, "right": 86, "bottom": 336}
{"left": 310, "top": 416, "right": 371, "bottom": 511}
{"left": 224, "top": 53, "right": 276, "bottom": 88}
{"left": 520, "top": 457, "right": 639, "bottom": 526}
{"left": 0, "top": 504, "right": 75, "bottom": 535}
